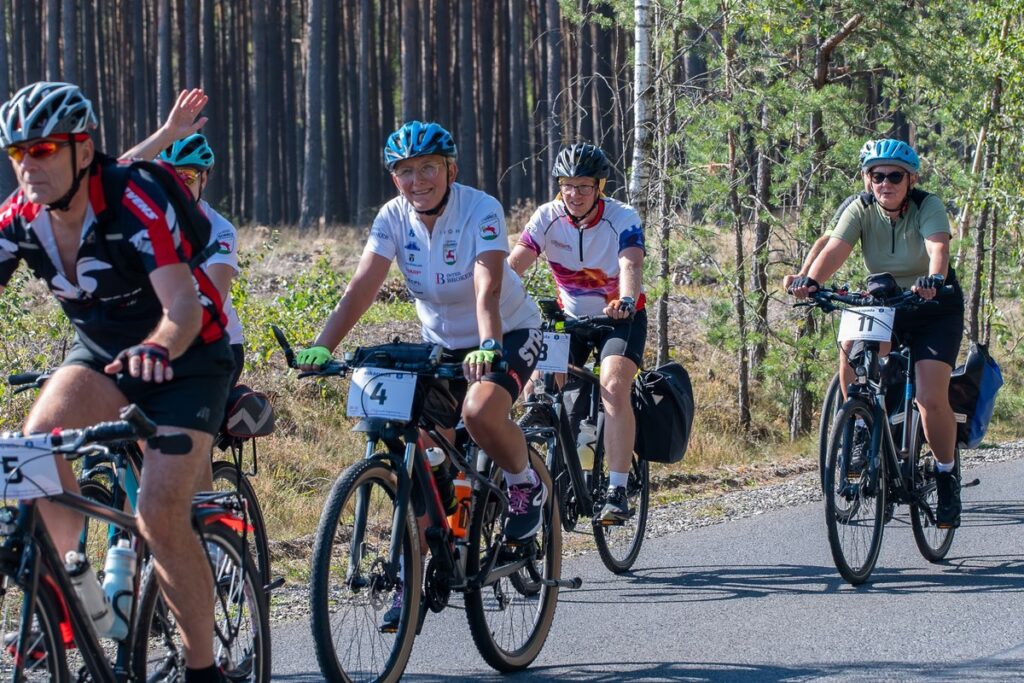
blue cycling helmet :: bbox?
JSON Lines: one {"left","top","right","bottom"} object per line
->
{"left": 159, "top": 133, "right": 215, "bottom": 169}
{"left": 383, "top": 121, "right": 457, "bottom": 171}
{"left": 861, "top": 138, "right": 919, "bottom": 173}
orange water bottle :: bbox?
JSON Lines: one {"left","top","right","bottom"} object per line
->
{"left": 448, "top": 472, "right": 472, "bottom": 539}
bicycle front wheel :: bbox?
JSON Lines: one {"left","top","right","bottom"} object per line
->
{"left": 0, "top": 571, "right": 69, "bottom": 682}
{"left": 592, "top": 450, "right": 649, "bottom": 574}
{"left": 818, "top": 372, "right": 842, "bottom": 492}
{"left": 211, "top": 460, "right": 272, "bottom": 591}
{"left": 134, "top": 522, "right": 271, "bottom": 683}
{"left": 823, "top": 400, "right": 885, "bottom": 585}
{"left": 309, "top": 456, "right": 421, "bottom": 683}
{"left": 910, "top": 430, "right": 959, "bottom": 562}
{"left": 465, "top": 446, "right": 561, "bottom": 672}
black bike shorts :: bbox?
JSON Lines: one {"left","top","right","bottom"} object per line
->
{"left": 443, "top": 327, "right": 543, "bottom": 403}
{"left": 63, "top": 336, "right": 236, "bottom": 435}
{"left": 891, "top": 276, "right": 965, "bottom": 368}
{"left": 569, "top": 308, "right": 648, "bottom": 368}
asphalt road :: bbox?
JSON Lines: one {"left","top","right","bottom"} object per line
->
{"left": 270, "top": 457, "right": 1024, "bottom": 682}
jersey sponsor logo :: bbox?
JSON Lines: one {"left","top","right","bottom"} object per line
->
{"left": 76, "top": 257, "right": 113, "bottom": 294}
{"left": 217, "top": 240, "right": 231, "bottom": 254}
{"left": 371, "top": 229, "right": 391, "bottom": 242}
{"left": 406, "top": 266, "right": 422, "bottom": 275}
{"left": 551, "top": 239, "right": 571, "bottom": 251}
{"left": 407, "top": 251, "right": 416, "bottom": 262}
{"left": 404, "top": 240, "right": 421, "bottom": 251}
{"left": 408, "top": 228, "right": 416, "bottom": 238}
{"left": 517, "top": 328, "right": 543, "bottom": 367}
{"left": 480, "top": 224, "right": 498, "bottom": 241}
{"left": 436, "top": 271, "right": 472, "bottom": 285}
{"left": 443, "top": 239, "right": 457, "bottom": 265}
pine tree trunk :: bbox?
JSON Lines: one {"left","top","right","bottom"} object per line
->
{"left": 750, "top": 101, "right": 771, "bottom": 377}
{"left": 400, "top": 0, "right": 419, "bottom": 121}
{"left": 61, "top": 0, "right": 76, "bottom": 83}
{"left": 157, "top": 0, "right": 171, "bottom": 119}
{"left": 46, "top": 0, "right": 59, "bottom": 80}
{"left": 457, "top": 0, "right": 478, "bottom": 187}
{"left": 545, "top": 0, "right": 562, "bottom": 175}
{"left": 300, "top": 0, "right": 324, "bottom": 228}
{"left": 184, "top": 0, "right": 199, "bottom": 87}
{"left": 355, "top": 0, "right": 374, "bottom": 221}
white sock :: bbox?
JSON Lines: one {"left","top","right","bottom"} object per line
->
{"left": 504, "top": 466, "right": 534, "bottom": 487}
{"left": 935, "top": 460, "right": 955, "bottom": 473}
{"left": 609, "top": 471, "right": 629, "bottom": 489}
{"left": 855, "top": 417, "right": 867, "bottom": 429}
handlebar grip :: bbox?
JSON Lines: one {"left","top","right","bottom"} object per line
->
{"left": 8, "top": 372, "right": 42, "bottom": 386}
{"left": 119, "top": 404, "right": 158, "bottom": 439}
{"left": 271, "top": 324, "right": 297, "bottom": 368}
{"left": 84, "top": 421, "right": 140, "bottom": 443}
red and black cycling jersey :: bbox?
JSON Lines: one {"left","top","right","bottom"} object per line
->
{"left": 0, "top": 157, "right": 226, "bottom": 361}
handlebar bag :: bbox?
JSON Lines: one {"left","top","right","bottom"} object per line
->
{"left": 632, "top": 362, "right": 695, "bottom": 464}
{"left": 948, "top": 342, "right": 1003, "bottom": 448}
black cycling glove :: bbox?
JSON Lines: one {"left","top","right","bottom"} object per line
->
{"left": 115, "top": 342, "right": 171, "bottom": 367}
{"left": 789, "top": 275, "right": 820, "bottom": 293}
{"left": 914, "top": 274, "right": 945, "bottom": 290}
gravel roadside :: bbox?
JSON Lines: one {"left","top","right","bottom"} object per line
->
{"left": 265, "top": 440, "right": 1024, "bottom": 624}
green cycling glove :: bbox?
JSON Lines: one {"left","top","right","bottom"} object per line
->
{"left": 296, "top": 345, "right": 333, "bottom": 367}
{"left": 463, "top": 349, "right": 500, "bottom": 366}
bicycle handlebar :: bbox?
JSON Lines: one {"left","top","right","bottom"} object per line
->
{"left": 40, "top": 404, "right": 192, "bottom": 457}
{"left": 793, "top": 285, "right": 954, "bottom": 313}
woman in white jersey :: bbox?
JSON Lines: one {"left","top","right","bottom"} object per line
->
{"left": 121, "top": 89, "right": 245, "bottom": 386}
{"left": 297, "top": 121, "right": 546, "bottom": 543}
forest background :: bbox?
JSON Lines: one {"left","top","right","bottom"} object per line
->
{"left": 1, "top": 0, "right": 1023, "bottom": 566}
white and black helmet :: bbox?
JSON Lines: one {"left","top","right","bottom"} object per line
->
{"left": 0, "top": 81, "right": 97, "bottom": 147}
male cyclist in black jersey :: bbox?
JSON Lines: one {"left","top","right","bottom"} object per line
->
{"left": 0, "top": 82, "right": 234, "bottom": 683}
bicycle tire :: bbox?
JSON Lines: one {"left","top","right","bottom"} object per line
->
{"left": 818, "top": 372, "right": 842, "bottom": 492}
{"left": 520, "top": 407, "right": 578, "bottom": 533}
{"left": 77, "top": 478, "right": 117, "bottom": 577}
{"left": 823, "top": 399, "right": 885, "bottom": 585}
{"left": 910, "top": 430, "right": 958, "bottom": 562}
{"left": 0, "top": 572, "right": 70, "bottom": 682}
{"left": 309, "top": 456, "right": 421, "bottom": 683}
{"left": 464, "top": 446, "right": 561, "bottom": 672}
{"left": 211, "top": 460, "right": 272, "bottom": 591}
{"left": 591, "top": 448, "right": 649, "bottom": 574}
{"left": 133, "top": 522, "right": 271, "bottom": 683}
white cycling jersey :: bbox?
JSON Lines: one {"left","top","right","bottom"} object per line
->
{"left": 199, "top": 200, "right": 244, "bottom": 346}
{"left": 518, "top": 197, "right": 645, "bottom": 317}
{"left": 366, "top": 183, "right": 539, "bottom": 349}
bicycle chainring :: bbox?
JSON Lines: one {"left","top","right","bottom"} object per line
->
{"left": 423, "top": 555, "right": 450, "bottom": 613}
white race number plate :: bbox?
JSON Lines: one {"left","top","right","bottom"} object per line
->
{"left": 837, "top": 307, "right": 895, "bottom": 343}
{"left": 535, "top": 332, "right": 571, "bottom": 373}
{"left": 346, "top": 368, "right": 417, "bottom": 421}
{"left": 0, "top": 436, "right": 62, "bottom": 500}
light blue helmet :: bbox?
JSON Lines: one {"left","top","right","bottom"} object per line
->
{"left": 861, "top": 138, "right": 919, "bottom": 173}
{"left": 383, "top": 121, "right": 457, "bottom": 171}
{"left": 159, "top": 133, "right": 215, "bottom": 169}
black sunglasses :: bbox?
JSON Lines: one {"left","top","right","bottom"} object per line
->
{"left": 869, "top": 171, "right": 905, "bottom": 185}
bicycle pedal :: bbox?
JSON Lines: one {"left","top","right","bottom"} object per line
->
{"left": 264, "top": 576, "right": 285, "bottom": 593}
{"left": 963, "top": 477, "right": 981, "bottom": 488}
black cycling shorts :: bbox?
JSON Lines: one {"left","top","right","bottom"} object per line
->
{"left": 892, "top": 280, "right": 964, "bottom": 367}
{"left": 443, "top": 327, "right": 543, "bottom": 403}
{"left": 569, "top": 308, "right": 648, "bottom": 368}
{"left": 63, "top": 336, "right": 236, "bottom": 435}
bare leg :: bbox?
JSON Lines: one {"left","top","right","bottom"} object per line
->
{"left": 462, "top": 383, "right": 525, "bottom": 474}
{"left": 600, "top": 355, "right": 638, "bottom": 475}
{"left": 137, "top": 428, "right": 216, "bottom": 668}
{"left": 915, "top": 359, "right": 956, "bottom": 464}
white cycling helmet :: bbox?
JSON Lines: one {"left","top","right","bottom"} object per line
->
{"left": 0, "top": 81, "right": 97, "bottom": 147}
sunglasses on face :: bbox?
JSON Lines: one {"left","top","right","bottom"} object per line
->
{"left": 869, "top": 171, "right": 905, "bottom": 185}
{"left": 559, "top": 182, "right": 597, "bottom": 196}
{"left": 175, "top": 168, "right": 202, "bottom": 185}
{"left": 392, "top": 162, "right": 442, "bottom": 182}
{"left": 4, "top": 140, "right": 69, "bottom": 163}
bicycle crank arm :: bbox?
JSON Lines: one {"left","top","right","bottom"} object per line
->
{"left": 962, "top": 477, "right": 980, "bottom": 488}
{"left": 540, "top": 576, "right": 583, "bottom": 589}
{"left": 264, "top": 576, "right": 286, "bottom": 593}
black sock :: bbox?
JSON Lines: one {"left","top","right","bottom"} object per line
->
{"left": 184, "top": 664, "right": 224, "bottom": 683}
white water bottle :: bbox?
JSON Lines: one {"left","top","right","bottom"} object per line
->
{"left": 65, "top": 551, "right": 114, "bottom": 637}
{"left": 576, "top": 418, "right": 597, "bottom": 471}
{"left": 101, "top": 540, "right": 137, "bottom": 640}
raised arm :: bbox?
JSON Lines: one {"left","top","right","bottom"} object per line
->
{"left": 120, "top": 89, "right": 209, "bottom": 161}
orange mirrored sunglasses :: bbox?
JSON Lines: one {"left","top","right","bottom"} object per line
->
{"left": 5, "top": 140, "right": 69, "bottom": 163}
{"left": 175, "top": 168, "right": 201, "bottom": 184}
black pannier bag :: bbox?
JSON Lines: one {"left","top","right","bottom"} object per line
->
{"left": 632, "top": 362, "right": 695, "bottom": 464}
{"left": 948, "top": 342, "right": 1003, "bottom": 448}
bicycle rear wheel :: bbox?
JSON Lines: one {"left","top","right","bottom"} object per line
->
{"left": 910, "top": 430, "right": 958, "bottom": 562}
{"left": 211, "top": 460, "right": 272, "bottom": 590}
{"left": 134, "top": 522, "right": 270, "bottom": 683}
{"left": 309, "top": 456, "right": 420, "bottom": 683}
{"left": 465, "top": 446, "right": 561, "bottom": 672}
{"left": 818, "top": 372, "right": 842, "bottom": 492}
{"left": 592, "top": 449, "right": 649, "bottom": 574}
{"left": 0, "top": 571, "right": 69, "bottom": 682}
{"left": 823, "top": 400, "right": 885, "bottom": 585}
